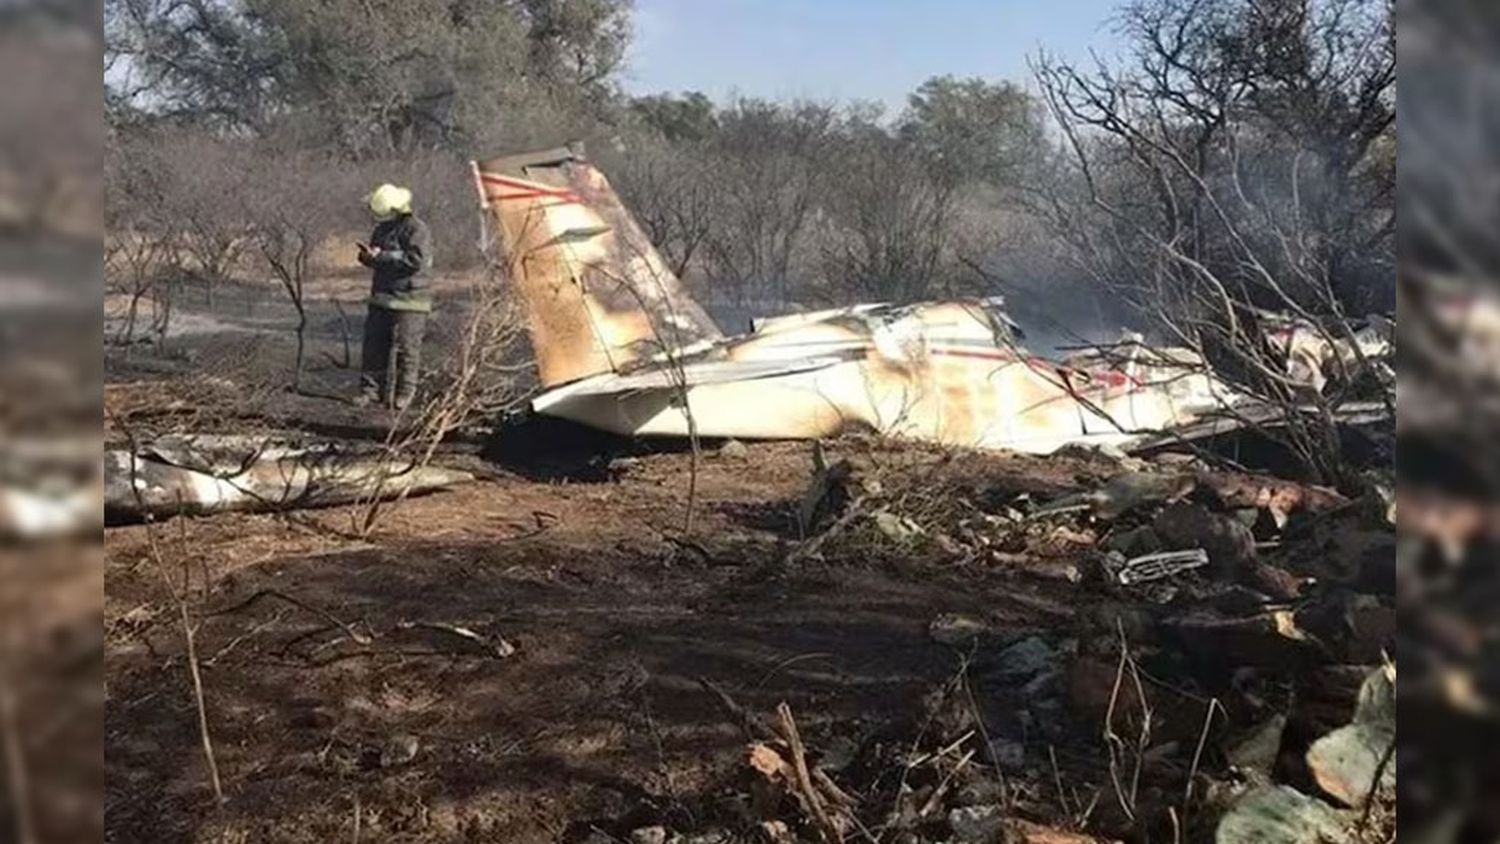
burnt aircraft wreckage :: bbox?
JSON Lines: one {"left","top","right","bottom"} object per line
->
{"left": 102, "top": 435, "right": 473, "bottom": 524}
{"left": 473, "top": 143, "right": 1388, "bottom": 454}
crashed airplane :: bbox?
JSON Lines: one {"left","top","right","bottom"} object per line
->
{"left": 473, "top": 143, "right": 1305, "bottom": 454}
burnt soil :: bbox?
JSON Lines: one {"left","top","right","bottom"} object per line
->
{"left": 105, "top": 433, "right": 1119, "bottom": 843}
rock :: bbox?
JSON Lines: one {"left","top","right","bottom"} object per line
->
{"left": 818, "top": 734, "right": 860, "bottom": 773}
{"left": 1007, "top": 819, "right": 1115, "bottom": 844}
{"left": 989, "top": 738, "right": 1025, "bottom": 770}
{"left": 1022, "top": 669, "right": 1062, "bottom": 699}
{"left": 873, "top": 509, "right": 924, "bottom": 542}
{"left": 1225, "top": 714, "right": 1286, "bottom": 781}
{"left": 1154, "top": 501, "right": 1257, "bottom": 575}
{"left": 631, "top": 826, "right": 669, "bottom": 844}
{"left": 1092, "top": 471, "right": 1196, "bottom": 520}
{"left": 992, "top": 636, "right": 1059, "bottom": 679}
{"left": 718, "top": 439, "right": 749, "bottom": 459}
{"left": 1102, "top": 525, "right": 1163, "bottom": 557}
{"left": 948, "top": 804, "right": 1006, "bottom": 841}
{"left": 379, "top": 732, "right": 420, "bottom": 768}
{"left": 1165, "top": 609, "right": 1323, "bottom": 668}
{"left": 1215, "top": 785, "right": 1351, "bottom": 844}
{"left": 1345, "top": 598, "right": 1396, "bottom": 663}
{"left": 1306, "top": 665, "right": 1396, "bottom": 806}
{"left": 1241, "top": 561, "right": 1306, "bottom": 601}
{"left": 1307, "top": 724, "right": 1395, "bottom": 807}
{"left": 756, "top": 820, "right": 793, "bottom": 843}
{"left": 949, "top": 808, "right": 1105, "bottom": 844}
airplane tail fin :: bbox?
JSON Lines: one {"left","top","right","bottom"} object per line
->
{"left": 472, "top": 143, "right": 722, "bottom": 387}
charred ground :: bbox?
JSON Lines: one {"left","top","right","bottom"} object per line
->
{"left": 102, "top": 400, "right": 1395, "bottom": 843}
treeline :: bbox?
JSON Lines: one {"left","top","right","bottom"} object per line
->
{"left": 104, "top": 0, "right": 1394, "bottom": 327}
{"left": 103, "top": 0, "right": 1055, "bottom": 309}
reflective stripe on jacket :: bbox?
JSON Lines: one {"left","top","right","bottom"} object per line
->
{"left": 360, "top": 213, "right": 433, "bottom": 312}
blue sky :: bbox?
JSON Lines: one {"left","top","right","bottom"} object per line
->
{"left": 623, "top": 0, "right": 1128, "bottom": 111}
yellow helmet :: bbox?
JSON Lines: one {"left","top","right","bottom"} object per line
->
{"left": 367, "top": 184, "right": 413, "bottom": 220}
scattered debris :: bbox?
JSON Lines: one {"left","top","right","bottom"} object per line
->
{"left": 104, "top": 434, "right": 475, "bottom": 520}
{"left": 873, "top": 509, "right": 924, "bottom": 543}
{"left": 1088, "top": 472, "right": 1196, "bottom": 520}
{"left": 393, "top": 621, "right": 517, "bottom": 659}
{"left": 948, "top": 807, "right": 1107, "bottom": 844}
{"left": 378, "top": 733, "right": 420, "bottom": 768}
{"left": 102, "top": 398, "right": 1397, "bottom": 841}
{"left": 1153, "top": 502, "right": 1257, "bottom": 575}
{"left": 1165, "top": 609, "right": 1322, "bottom": 668}
{"left": 630, "top": 825, "right": 669, "bottom": 844}
{"left": 948, "top": 804, "right": 1006, "bottom": 841}
{"left": 1106, "top": 548, "right": 1209, "bottom": 585}
{"left": 929, "top": 613, "right": 989, "bottom": 646}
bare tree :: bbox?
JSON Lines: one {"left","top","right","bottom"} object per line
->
{"left": 105, "top": 230, "right": 176, "bottom": 348}
{"left": 608, "top": 134, "right": 717, "bottom": 280}
{"left": 243, "top": 150, "right": 351, "bottom": 391}
{"left": 155, "top": 133, "right": 253, "bottom": 309}
{"left": 817, "top": 122, "right": 968, "bottom": 303}
{"left": 1031, "top": 0, "right": 1394, "bottom": 486}
{"left": 105, "top": 131, "right": 184, "bottom": 348}
{"left": 701, "top": 99, "right": 836, "bottom": 306}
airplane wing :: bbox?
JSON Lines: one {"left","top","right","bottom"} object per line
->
{"left": 535, "top": 356, "right": 843, "bottom": 403}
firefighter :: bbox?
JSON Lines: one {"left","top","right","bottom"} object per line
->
{"left": 354, "top": 183, "right": 433, "bottom": 409}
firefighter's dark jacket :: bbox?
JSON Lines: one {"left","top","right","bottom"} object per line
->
{"left": 360, "top": 213, "right": 433, "bottom": 312}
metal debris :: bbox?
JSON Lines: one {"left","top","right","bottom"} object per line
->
{"left": 1107, "top": 548, "right": 1210, "bottom": 585}
{"left": 104, "top": 435, "right": 474, "bottom": 519}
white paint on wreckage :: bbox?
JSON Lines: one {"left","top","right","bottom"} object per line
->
{"left": 474, "top": 144, "right": 1251, "bottom": 455}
